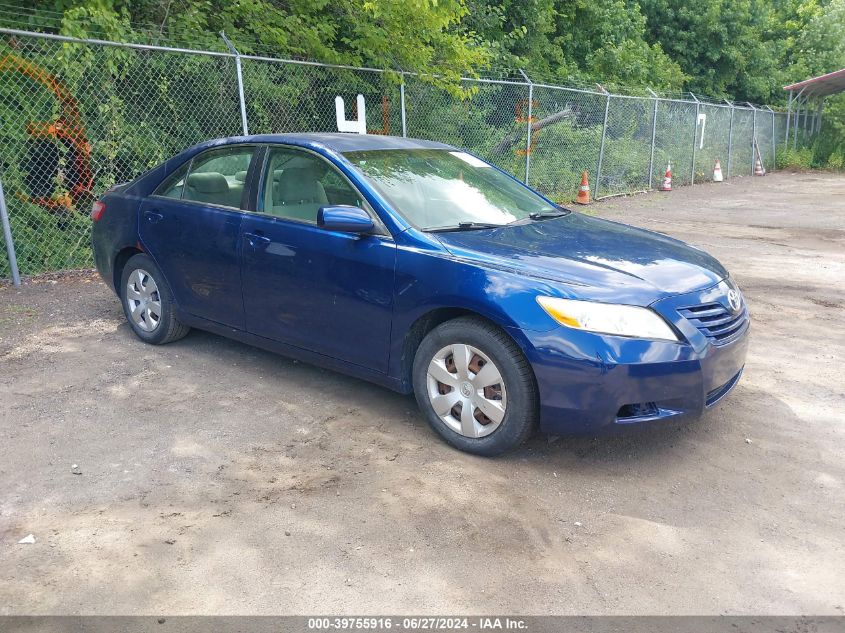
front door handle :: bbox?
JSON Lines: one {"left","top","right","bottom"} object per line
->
{"left": 243, "top": 232, "right": 271, "bottom": 249}
{"left": 144, "top": 210, "right": 164, "bottom": 224}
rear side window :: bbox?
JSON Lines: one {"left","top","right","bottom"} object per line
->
{"left": 182, "top": 147, "right": 254, "bottom": 209}
{"left": 153, "top": 163, "right": 189, "bottom": 199}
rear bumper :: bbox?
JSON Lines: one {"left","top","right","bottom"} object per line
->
{"left": 516, "top": 284, "right": 750, "bottom": 435}
{"left": 91, "top": 232, "right": 112, "bottom": 290}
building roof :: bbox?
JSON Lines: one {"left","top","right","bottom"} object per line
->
{"left": 784, "top": 68, "right": 845, "bottom": 97}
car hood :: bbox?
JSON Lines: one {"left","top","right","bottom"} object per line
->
{"left": 433, "top": 212, "right": 728, "bottom": 304}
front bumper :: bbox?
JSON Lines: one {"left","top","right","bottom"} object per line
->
{"left": 516, "top": 283, "right": 750, "bottom": 435}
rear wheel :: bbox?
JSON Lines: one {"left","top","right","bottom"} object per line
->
{"left": 412, "top": 317, "right": 538, "bottom": 455}
{"left": 120, "top": 253, "right": 190, "bottom": 345}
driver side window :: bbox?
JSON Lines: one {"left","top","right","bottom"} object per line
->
{"left": 260, "top": 148, "right": 366, "bottom": 223}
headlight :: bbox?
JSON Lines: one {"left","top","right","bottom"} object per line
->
{"left": 537, "top": 296, "right": 679, "bottom": 341}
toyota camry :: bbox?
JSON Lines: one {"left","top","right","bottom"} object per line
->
{"left": 91, "top": 133, "right": 749, "bottom": 455}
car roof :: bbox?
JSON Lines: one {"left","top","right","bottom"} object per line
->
{"left": 198, "top": 133, "right": 455, "bottom": 154}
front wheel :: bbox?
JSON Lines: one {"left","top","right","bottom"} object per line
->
{"left": 412, "top": 317, "right": 538, "bottom": 456}
{"left": 120, "top": 253, "right": 190, "bottom": 345}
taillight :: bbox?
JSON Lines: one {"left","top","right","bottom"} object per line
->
{"left": 91, "top": 200, "right": 106, "bottom": 221}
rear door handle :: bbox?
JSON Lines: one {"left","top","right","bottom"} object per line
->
{"left": 243, "top": 232, "right": 271, "bottom": 248}
{"left": 144, "top": 210, "right": 164, "bottom": 224}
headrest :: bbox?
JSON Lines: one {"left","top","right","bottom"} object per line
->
{"left": 234, "top": 170, "right": 248, "bottom": 182}
{"left": 277, "top": 167, "right": 321, "bottom": 202}
{"left": 187, "top": 172, "right": 229, "bottom": 194}
{"left": 273, "top": 156, "right": 328, "bottom": 181}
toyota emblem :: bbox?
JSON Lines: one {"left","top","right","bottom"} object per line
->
{"left": 727, "top": 288, "right": 741, "bottom": 313}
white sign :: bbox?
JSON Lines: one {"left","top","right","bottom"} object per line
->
{"left": 697, "top": 112, "right": 707, "bottom": 149}
{"left": 335, "top": 94, "right": 367, "bottom": 135}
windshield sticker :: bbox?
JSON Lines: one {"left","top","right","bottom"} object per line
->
{"left": 449, "top": 151, "right": 490, "bottom": 168}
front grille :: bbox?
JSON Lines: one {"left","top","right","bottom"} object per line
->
{"left": 678, "top": 302, "right": 749, "bottom": 345}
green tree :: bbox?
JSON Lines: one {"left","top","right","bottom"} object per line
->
{"left": 463, "top": 0, "right": 686, "bottom": 89}
{"left": 30, "top": 0, "right": 490, "bottom": 90}
{"left": 638, "top": 0, "right": 780, "bottom": 101}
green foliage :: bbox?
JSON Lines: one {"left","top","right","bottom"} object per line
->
{"left": 0, "top": 34, "right": 247, "bottom": 275}
{"left": 14, "top": 0, "right": 845, "bottom": 103}
{"left": 639, "top": 0, "right": 778, "bottom": 102}
{"left": 779, "top": 0, "right": 845, "bottom": 85}
{"left": 776, "top": 94, "right": 845, "bottom": 170}
{"left": 462, "top": 0, "right": 686, "bottom": 89}
{"left": 43, "top": 0, "right": 490, "bottom": 95}
{"left": 776, "top": 145, "right": 814, "bottom": 169}
{"left": 814, "top": 93, "right": 845, "bottom": 167}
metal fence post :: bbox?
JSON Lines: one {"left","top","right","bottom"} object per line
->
{"left": 220, "top": 32, "right": 249, "bottom": 136}
{"left": 519, "top": 69, "right": 533, "bottom": 184}
{"left": 800, "top": 97, "right": 808, "bottom": 146}
{"left": 595, "top": 90, "right": 611, "bottom": 199}
{"left": 810, "top": 103, "right": 816, "bottom": 137}
{"left": 725, "top": 100, "right": 734, "bottom": 179}
{"left": 784, "top": 91, "right": 792, "bottom": 144}
{"left": 805, "top": 99, "right": 811, "bottom": 142}
{"left": 690, "top": 93, "right": 700, "bottom": 185}
{"left": 766, "top": 106, "right": 776, "bottom": 169}
{"left": 800, "top": 100, "right": 807, "bottom": 145}
{"left": 804, "top": 101, "right": 812, "bottom": 141}
{"left": 400, "top": 74, "right": 408, "bottom": 138}
{"left": 749, "top": 102, "right": 757, "bottom": 173}
{"left": 0, "top": 177, "right": 21, "bottom": 287}
{"left": 647, "top": 89, "right": 658, "bottom": 189}
{"left": 793, "top": 88, "right": 805, "bottom": 149}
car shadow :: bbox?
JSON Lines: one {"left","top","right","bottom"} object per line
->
{"left": 128, "top": 324, "right": 781, "bottom": 472}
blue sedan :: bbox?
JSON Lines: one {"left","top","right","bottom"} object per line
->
{"left": 91, "top": 133, "right": 749, "bottom": 455}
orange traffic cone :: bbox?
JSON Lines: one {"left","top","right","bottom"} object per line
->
{"left": 713, "top": 159, "right": 724, "bottom": 182}
{"left": 754, "top": 150, "right": 766, "bottom": 176}
{"left": 575, "top": 171, "right": 591, "bottom": 204}
{"left": 659, "top": 162, "right": 672, "bottom": 191}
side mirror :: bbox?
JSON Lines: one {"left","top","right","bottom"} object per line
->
{"left": 317, "top": 206, "right": 375, "bottom": 234}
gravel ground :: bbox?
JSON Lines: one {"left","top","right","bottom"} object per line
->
{"left": 0, "top": 171, "right": 843, "bottom": 615}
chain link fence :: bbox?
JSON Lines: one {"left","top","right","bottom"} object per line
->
{"left": 525, "top": 84, "right": 607, "bottom": 201}
{"left": 0, "top": 27, "right": 815, "bottom": 281}
{"left": 241, "top": 57, "right": 403, "bottom": 137}
{"left": 599, "top": 95, "right": 652, "bottom": 196}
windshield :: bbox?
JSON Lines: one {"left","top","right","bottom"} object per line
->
{"left": 343, "top": 149, "right": 559, "bottom": 230}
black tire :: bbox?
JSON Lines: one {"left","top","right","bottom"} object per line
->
{"left": 412, "top": 316, "right": 538, "bottom": 456}
{"left": 119, "top": 253, "right": 190, "bottom": 345}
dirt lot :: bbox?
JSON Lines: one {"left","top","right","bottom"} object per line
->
{"left": 1, "top": 172, "right": 844, "bottom": 615}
